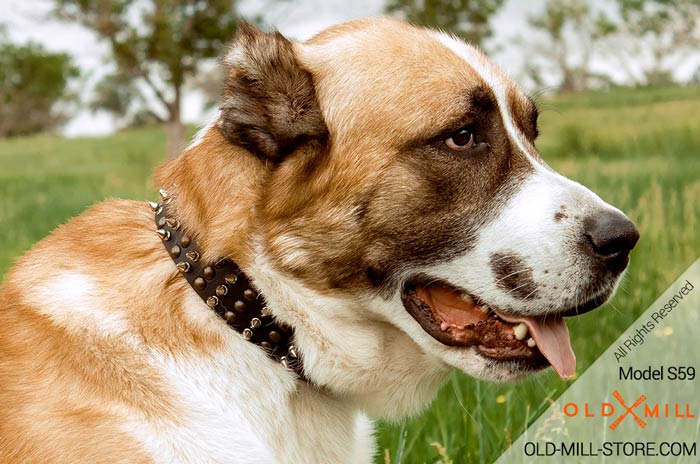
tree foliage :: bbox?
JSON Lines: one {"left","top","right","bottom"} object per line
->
{"left": 525, "top": 0, "right": 615, "bottom": 93}
{"left": 386, "top": 0, "right": 504, "bottom": 47}
{"left": 54, "top": 0, "right": 239, "bottom": 156}
{"left": 615, "top": 0, "right": 700, "bottom": 85}
{"left": 0, "top": 37, "right": 79, "bottom": 137}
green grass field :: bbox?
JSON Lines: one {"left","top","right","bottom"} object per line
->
{"left": 1, "top": 86, "right": 699, "bottom": 463}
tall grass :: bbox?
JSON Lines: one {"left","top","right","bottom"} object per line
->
{"left": 0, "top": 86, "right": 698, "bottom": 463}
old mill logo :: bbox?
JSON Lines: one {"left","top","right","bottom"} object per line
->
{"left": 563, "top": 390, "right": 697, "bottom": 430}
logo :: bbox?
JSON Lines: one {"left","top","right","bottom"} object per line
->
{"left": 609, "top": 390, "right": 646, "bottom": 430}
{"left": 563, "top": 390, "right": 696, "bottom": 430}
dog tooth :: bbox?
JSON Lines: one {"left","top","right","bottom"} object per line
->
{"left": 527, "top": 337, "right": 536, "bottom": 348}
{"left": 440, "top": 322, "right": 450, "bottom": 332}
{"left": 460, "top": 294, "right": 474, "bottom": 304}
{"left": 478, "top": 305, "right": 489, "bottom": 313}
{"left": 514, "top": 322, "right": 528, "bottom": 340}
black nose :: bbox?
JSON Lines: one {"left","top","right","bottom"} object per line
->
{"left": 584, "top": 211, "right": 639, "bottom": 273}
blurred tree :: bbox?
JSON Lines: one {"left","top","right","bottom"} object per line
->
{"left": 189, "top": 63, "right": 226, "bottom": 111}
{"left": 0, "top": 36, "right": 79, "bottom": 137}
{"left": 526, "top": 0, "right": 615, "bottom": 93}
{"left": 615, "top": 0, "right": 700, "bottom": 86}
{"left": 54, "top": 0, "right": 239, "bottom": 157}
{"left": 386, "top": 0, "right": 504, "bottom": 47}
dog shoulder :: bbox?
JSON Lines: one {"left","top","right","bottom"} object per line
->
{"left": 0, "top": 199, "right": 191, "bottom": 463}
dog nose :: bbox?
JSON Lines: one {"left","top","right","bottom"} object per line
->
{"left": 584, "top": 211, "right": 639, "bottom": 273}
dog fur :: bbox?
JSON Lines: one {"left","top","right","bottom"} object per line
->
{"left": 0, "top": 18, "right": 635, "bottom": 463}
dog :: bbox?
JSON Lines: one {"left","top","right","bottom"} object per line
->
{"left": 0, "top": 18, "right": 639, "bottom": 463}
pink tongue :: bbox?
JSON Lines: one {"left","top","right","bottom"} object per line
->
{"left": 494, "top": 310, "right": 576, "bottom": 380}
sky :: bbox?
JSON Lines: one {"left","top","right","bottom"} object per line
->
{"left": 1, "top": 0, "right": 697, "bottom": 137}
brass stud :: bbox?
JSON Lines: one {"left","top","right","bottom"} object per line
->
{"left": 233, "top": 300, "right": 246, "bottom": 312}
{"left": 155, "top": 205, "right": 163, "bottom": 215}
{"left": 176, "top": 262, "right": 190, "bottom": 273}
{"left": 180, "top": 235, "right": 191, "bottom": 248}
{"left": 216, "top": 285, "right": 228, "bottom": 296}
{"left": 159, "top": 189, "right": 169, "bottom": 200}
{"left": 156, "top": 229, "right": 170, "bottom": 241}
{"left": 280, "top": 356, "right": 289, "bottom": 369}
{"left": 165, "top": 218, "right": 180, "bottom": 230}
{"left": 214, "top": 258, "right": 229, "bottom": 269}
{"left": 224, "top": 311, "right": 236, "bottom": 323}
{"left": 243, "top": 328, "right": 253, "bottom": 340}
{"left": 169, "top": 245, "right": 181, "bottom": 259}
{"left": 157, "top": 216, "right": 167, "bottom": 228}
{"left": 261, "top": 306, "right": 271, "bottom": 317}
{"left": 186, "top": 251, "right": 199, "bottom": 262}
{"left": 202, "top": 266, "right": 215, "bottom": 280}
{"left": 206, "top": 296, "right": 219, "bottom": 308}
{"left": 193, "top": 277, "right": 206, "bottom": 291}
{"left": 261, "top": 341, "right": 271, "bottom": 350}
{"left": 250, "top": 318, "right": 261, "bottom": 328}
{"left": 288, "top": 345, "right": 298, "bottom": 358}
{"left": 269, "top": 331, "right": 282, "bottom": 344}
{"left": 148, "top": 201, "right": 159, "bottom": 211}
{"left": 243, "top": 289, "right": 256, "bottom": 301}
{"left": 225, "top": 273, "right": 238, "bottom": 285}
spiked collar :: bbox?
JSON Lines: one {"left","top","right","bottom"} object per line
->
{"left": 150, "top": 190, "right": 304, "bottom": 379}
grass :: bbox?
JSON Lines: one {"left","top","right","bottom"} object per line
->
{"left": 1, "top": 85, "right": 699, "bottom": 463}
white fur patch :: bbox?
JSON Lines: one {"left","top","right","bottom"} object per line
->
{"left": 30, "top": 272, "right": 129, "bottom": 337}
{"left": 187, "top": 111, "right": 221, "bottom": 150}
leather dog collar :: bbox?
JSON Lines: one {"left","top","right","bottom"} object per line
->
{"left": 150, "top": 190, "right": 304, "bottom": 379}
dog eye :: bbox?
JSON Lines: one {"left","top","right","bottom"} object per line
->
{"left": 445, "top": 127, "right": 476, "bottom": 151}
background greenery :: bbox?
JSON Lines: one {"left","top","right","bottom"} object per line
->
{"left": 0, "top": 85, "right": 698, "bottom": 463}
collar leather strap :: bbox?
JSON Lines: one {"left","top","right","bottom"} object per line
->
{"left": 151, "top": 192, "right": 304, "bottom": 379}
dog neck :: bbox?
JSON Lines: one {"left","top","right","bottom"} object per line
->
{"left": 152, "top": 193, "right": 306, "bottom": 380}
{"left": 152, "top": 128, "right": 451, "bottom": 419}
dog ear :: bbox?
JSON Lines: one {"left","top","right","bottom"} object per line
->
{"left": 218, "top": 23, "right": 328, "bottom": 162}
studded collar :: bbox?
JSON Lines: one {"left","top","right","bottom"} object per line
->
{"left": 151, "top": 190, "right": 304, "bottom": 379}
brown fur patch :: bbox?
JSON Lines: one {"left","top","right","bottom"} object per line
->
{"left": 489, "top": 252, "right": 539, "bottom": 300}
{"left": 218, "top": 23, "right": 328, "bottom": 161}
{"left": 507, "top": 87, "right": 540, "bottom": 147}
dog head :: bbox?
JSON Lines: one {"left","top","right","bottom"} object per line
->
{"left": 168, "top": 18, "right": 638, "bottom": 418}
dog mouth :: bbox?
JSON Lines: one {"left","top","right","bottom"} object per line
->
{"left": 401, "top": 278, "right": 606, "bottom": 380}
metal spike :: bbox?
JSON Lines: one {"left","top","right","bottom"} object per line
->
{"left": 176, "top": 262, "right": 191, "bottom": 273}
{"left": 243, "top": 328, "right": 253, "bottom": 340}
{"left": 268, "top": 331, "right": 281, "bottom": 344}
{"left": 186, "top": 251, "right": 200, "bottom": 262}
{"left": 234, "top": 300, "right": 246, "bottom": 312}
{"left": 261, "top": 306, "right": 271, "bottom": 317}
{"left": 216, "top": 285, "right": 228, "bottom": 296}
{"left": 165, "top": 218, "right": 180, "bottom": 230}
{"left": 206, "top": 296, "right": 219, "bottom": 308}
{"left": 159, "top": 189, "right": 169, "bottom": 200}
{"left": 288, "top": 345, "right": 297, "bottom": 359}
{"left": 193, "top": 277, "right": 206, "bottom": 291}
{"left": 250, "top": 318, "right": 261, "bottom": 328}
{"left": 148, "top": 201, "right": 159, "bottom": 211}
{"left": 280, "top": 356, "right": 289, "bottom": 369}
{"left": 156, "top": 229, "right": 170, "bottom": 241}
